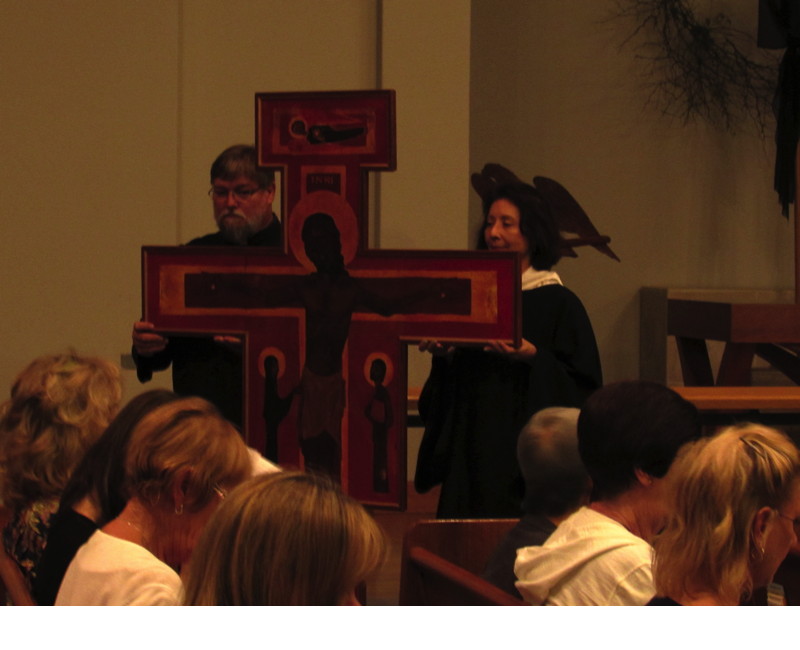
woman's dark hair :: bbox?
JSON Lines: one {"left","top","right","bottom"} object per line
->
{"left": 476, "top": 182, "right": 562, "bottom": 270}
{"left": 58, "top": 389, "right": 180, "bottom": 524}
{"left": 577, "top": 381, "right": 702, "bottom": 501}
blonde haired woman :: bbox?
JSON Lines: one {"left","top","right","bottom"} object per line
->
{"left": 0, "top": 352, "right": 121, "bottom": 587}
{"left": 650, "top": 424, "right": 800, "bottom": 606}
{"left": 183, "top": 471, "right": 386, "bottom": 605}
{"left": 56, "top": 397, "right": 251, "bottom": 605}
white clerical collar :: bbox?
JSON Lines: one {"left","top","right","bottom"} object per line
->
{"left": 521, "top": 267, "right": 563, "bottom": 291}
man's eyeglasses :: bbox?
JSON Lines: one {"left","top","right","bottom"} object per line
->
{"left": 208, "top": 186, "right": 262, "bottom": 202}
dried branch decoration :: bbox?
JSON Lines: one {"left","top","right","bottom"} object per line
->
{"left": 616, "top": 0, "right": 780, "bottom": 135}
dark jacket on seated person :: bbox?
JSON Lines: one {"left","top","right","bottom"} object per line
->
{"left": 32, "top": 507, "right": 97, "bottom": 605}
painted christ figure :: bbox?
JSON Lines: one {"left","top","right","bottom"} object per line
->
{"left": 294, "top": 212, "right": 392, "bottom": 480}
{"left": 178, "top": 208, "right": 472, "bottom": 483}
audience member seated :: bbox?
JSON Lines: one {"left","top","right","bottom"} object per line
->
{"left": 183, "top": 471, "right": 386, "bottom": 605}
{"left": 35, "top": 388, "right": 278, "bottom": 606}
{"left": 0, "top": 353, "right": 121, "bottom": 588}
{"left": 514, "top": 380, "right": 701, "bottom": 605}
{"left": 483, "top": 407, "right": 590, "bottom": 596}
{"left": 649, "top": 423, "right": 800, "bottom": 606}
{"left": 33, "top": 389, "right": 180, "bottom": 605}
{"left": 55, "top": 397, "right": 251, "bottom": 605}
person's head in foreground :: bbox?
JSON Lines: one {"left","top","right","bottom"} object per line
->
{"left": 120, "top": 396, "right": 251, "bottom": 570}
{"left": 183, "top": 470, "right": 386, "bottom": 605}
{"left": 517, "top": 406, "right": 589, "bottom": 518}
{"left": 58, "top": 388, "right": 181, "bottom": 525}
{"left": 54, "top": 397, "right": 252, "bottom": 605}
{"left": 577, "top": 379, "right": 703, "bottom": 540}
{"left": 0, "top": 352, "right": 121, "bottom": 512}
{"left": 652, "top": 423, "right": 800, "bottom": 606}
{"left": 31, "top": 390, "right": 183, "bottom": 606}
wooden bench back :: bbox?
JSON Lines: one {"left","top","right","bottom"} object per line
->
{"left": 399, "top": 518, "right": 526, "bottom": 606}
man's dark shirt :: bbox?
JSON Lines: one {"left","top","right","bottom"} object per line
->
{"left": 133, "top": 218, "right": 282, "bottom": 428}
{"left": 185, "top": 219, "right": 281, "bottom": 247}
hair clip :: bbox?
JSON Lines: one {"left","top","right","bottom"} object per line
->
{"left": 740, "top": 435, "right": 769, "bottom": 461}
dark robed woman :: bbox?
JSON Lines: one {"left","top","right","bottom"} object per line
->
{"left": 415, "top": 181, "right": 602, "bottom": 517}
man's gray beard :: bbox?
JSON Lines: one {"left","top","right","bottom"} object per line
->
{"left": 219, "top": 220, "right": 255, "bottom": 245}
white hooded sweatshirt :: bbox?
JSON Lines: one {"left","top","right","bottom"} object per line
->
{"left": 513, "top": 507, "right": 655, "bottom": 606}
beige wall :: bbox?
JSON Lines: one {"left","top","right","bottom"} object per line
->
{"left": 1, "top": 1, "right": 793, "bottom": 448}
{"left": 0, "top": 2, "right": 181, "bottom": 395}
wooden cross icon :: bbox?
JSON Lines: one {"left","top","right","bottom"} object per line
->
{"left": 142, "top": 90, "right": 519, "bottom": 508}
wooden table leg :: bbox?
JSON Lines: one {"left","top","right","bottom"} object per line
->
{"left": 756, "top": 344, "right": 800, "bottom": 385}
{"left": 674, "top": 336, "right": 714, "bottom": 386}
{"left": 716, "top": 343, "right": 756, "bottom": 386}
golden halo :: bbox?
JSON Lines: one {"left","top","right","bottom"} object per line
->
{"left": 258, "top": 347, "right": 287, "bottom": 380}
{"left": 363, "top": 352, "right": 394, "bottom": 386}
{"left": 287, "top": 191, "right": 359, "bottom": 271}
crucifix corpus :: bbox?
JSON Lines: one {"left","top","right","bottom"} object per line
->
{"left": 142, "top": 90, "right": 520, "bottom": 508}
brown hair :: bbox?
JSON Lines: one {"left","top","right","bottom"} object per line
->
{"left": 0, "top": 353, "right": 121, "bottom": 510}
{"left": 183, "top": 471, "right": 386, "bottom": 605}
{"left": 124, "top": 397, "right": 251, "bottom": 513}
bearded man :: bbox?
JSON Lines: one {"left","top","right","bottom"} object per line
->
{"left": 131, "top": 145, "right": 281, "bottom": 428}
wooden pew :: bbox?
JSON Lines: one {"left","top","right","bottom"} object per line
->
{"left": 399, "top": 518, "right": 527, "bottom": 606}
{"left": 413, "top": 385, "right": 800, "bottom": 429}
{"left": 672, "top": 385, "right": 800, "bottom": 411}
{"left": 669, "top": 385, "right": 800, "bottom": 430}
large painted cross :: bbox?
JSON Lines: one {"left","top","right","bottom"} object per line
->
{"left": 142, "top": 90, "right": 519, "bottom": 508}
